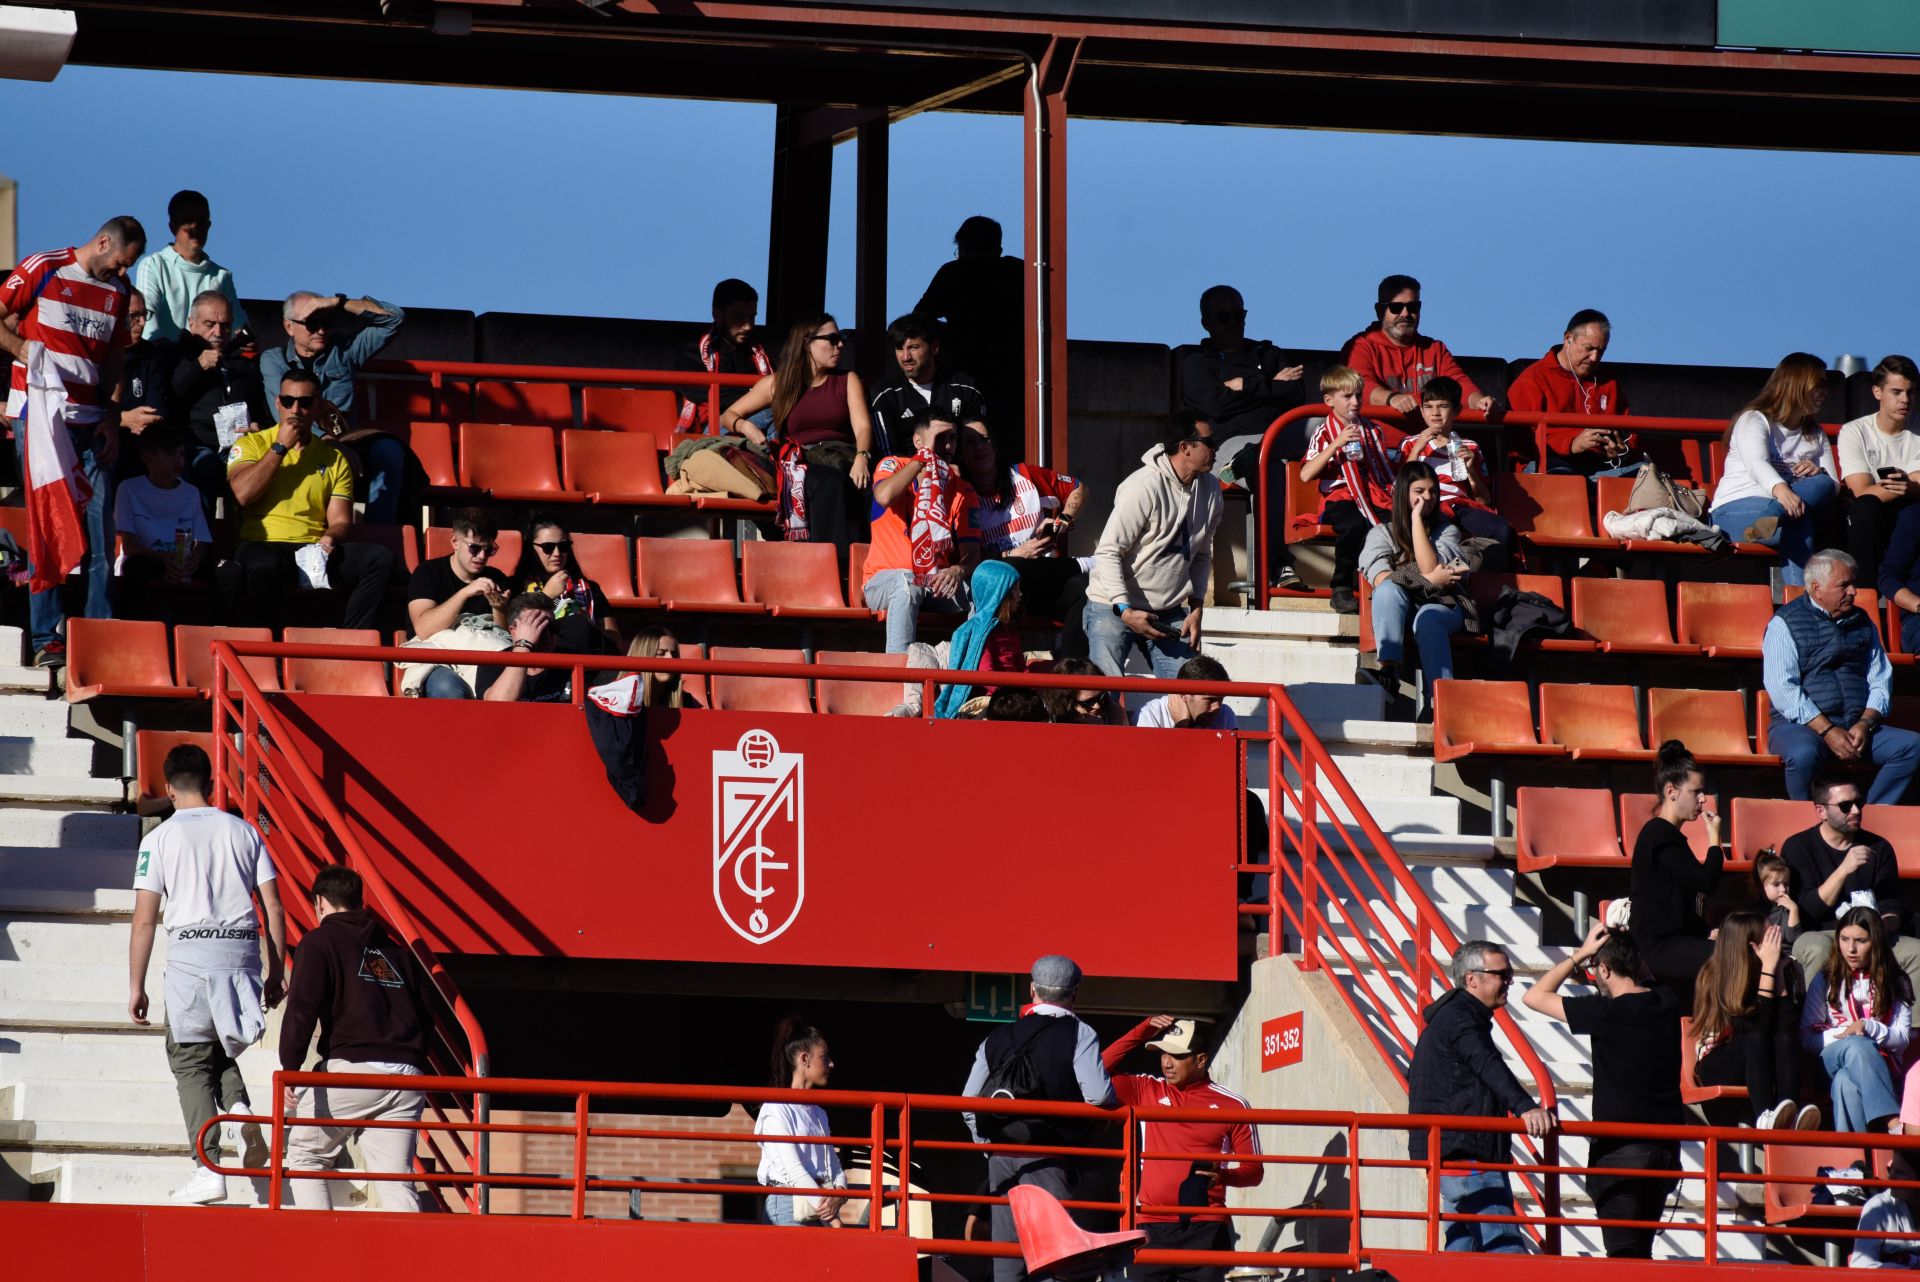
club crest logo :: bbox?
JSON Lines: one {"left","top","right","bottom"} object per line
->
{"left": 712, "top": 729, "right": 804, "bottom": 944}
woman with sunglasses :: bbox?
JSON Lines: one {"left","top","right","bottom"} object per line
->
{"left": 1039, "top": 658, "right": 1124, "bottom": 725}
{"left": 717, "top": 314, "right": 876, "bottom": 561}
{"left": 510, "top": 515, "right": 621, "bottom": 656}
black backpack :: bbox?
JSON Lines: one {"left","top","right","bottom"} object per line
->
{"left": 977, "top": 1016, "right": 1075, "bottom": 1144}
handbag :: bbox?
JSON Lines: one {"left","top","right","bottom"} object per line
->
{"left": 1626, "top": 462, "right": 1707, "bottom": 520}
{"left": 680, "top": 442, "right": 776, "bottom": 499}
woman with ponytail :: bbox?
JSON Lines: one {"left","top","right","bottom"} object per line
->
{"left": 1628, "top": 741, "right": 1725, "bottom": 996}
{"left": 1802, "top": 906, "right": 1912, "bottom": 1132}
{"left": 755, "top": 1017, "right": 849, "bottom": 1226}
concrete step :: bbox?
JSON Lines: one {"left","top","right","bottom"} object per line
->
{"left": 0, "top": 736, "right": 93, "bottom": 776}
{"left": 1268, "top": 784, "right": 1460, "bottom": 837}
{"left": 0, "top": 887, "right": 135, "bottom": 916}
{"left": 1303, "top": 718, "right": 1430, "bottom": 753}
{"left": 1298, "top": 750, "right": 1433, "bottom": 797}
{"left": 0, "top": 1028, "right": 195, "bottom": 1082}
{"left": 0, "top": 808, "right": 138, "bottom": 849}
{"left": 0, "top": 999, "right": 164, "bottom": 1032}
{"left": 1325, "top": 897, "right": 1540, "bottom": 947}
{"left": 36, "top": 1153, "right": 272, "bottom": 1206}
{"left": 1, "top": 915, "right": 169, "bottom": 964}
{"left": 0, "top": 964, "right": 167, "bottom": 1014}
{"left": 0, "top": 1117, "right": 194, "bottom": 1153}
{"left": 0, "top": 776, "right": 123, "bottom": 806}
{"left": 0, "top": 695, "right": 74, "bottom": 741}
{"left": 1204, "top": 604, "right": 1358, "bottom": 643}
{"left": 0, "top": 666, "right": 52, "bottom": 695}
{"left": 6, "top": 1074, "right": 273, "bottom": 1127}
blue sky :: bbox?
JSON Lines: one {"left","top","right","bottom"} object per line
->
{"left": 3, "top": 65, "right": 1916, "bottom": 370}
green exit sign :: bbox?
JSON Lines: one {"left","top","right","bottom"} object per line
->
{"left": 1720, "top": 0, "right": 1920, "bottom": 55}
{"left": 965, "top": 972, "right": 1026, "bottom": 1022}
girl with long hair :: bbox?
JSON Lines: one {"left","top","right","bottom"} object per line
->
{"left": 1357, "top": 461, "right": 1467, "bottom": 722}
{"left": 1707, "top": 352, "right": 1839, "bottom": 585}
{"left": 1627, "top": 741, "right": 1725, "bottom": 994}
{"left": 511, "top": 514, "right": 621, "bottom": 653}
{"left": 718, "top": 314, "right": 876, "bottom": 559}
{"left": 1802, "top": 906, "right": 1912, "bottom": 1132}
{"left": 623, "top": 626, "right": 698, "bottom": 709}
{"left": 754, "top": 1017, "right": 848, "bottom": 1227}
{"left": 1692, "top": 911, "right": 1820, "bottom": 1129}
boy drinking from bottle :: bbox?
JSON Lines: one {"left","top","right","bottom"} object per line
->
{"left": 1403, "top": 376, "right": 1515, "bottom": 569}
{"left": 1302, "top": 365, "right": 1402, "bottom": 613}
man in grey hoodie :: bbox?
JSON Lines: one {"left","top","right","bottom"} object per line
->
{"left": 1083, "top": 411, "right": 1223, "bottom": 678}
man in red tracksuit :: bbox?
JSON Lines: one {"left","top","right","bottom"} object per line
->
{"left": 1102, "top": 1016, "right": 1262, "bottom": 1281}
{"left": 1344, "top": 274, "right": 1496, "bottom": 417}
{"left": 1507, "top": 308, "right": 1637, "bottom": 476}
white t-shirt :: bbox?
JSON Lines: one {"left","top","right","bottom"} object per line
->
{"left": 1131, "top": 696, "right": 1239, "bottom": 731}
{"left": 1852, "top": 1190, "right": 1920, "bottom": 1267}
{"left": 113, "top": 476, "right": 211, "bottom": 555}
{"left": 132, "top": 807, "right": 276, "bottom": 934}
{"left": 1708, "top": 410, "right": 1840, "bottom": 510}
{"left": 754, "top": 1101, "right": 846, "bottom": 1191}
{"left": 1838, "top": 414, "right": 1920, "bottom": 483}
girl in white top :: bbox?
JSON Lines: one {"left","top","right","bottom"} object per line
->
{"left": 756, "top": 1018, "right": 848, "bottom": 1227}
{"left": 1708, "top": 352, "right": 1840, "bottom": 586}
{"left": 1801, "top": 906, "right": 1912, "bottom": 1133}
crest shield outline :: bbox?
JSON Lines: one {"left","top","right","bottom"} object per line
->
{"left": 711, "top": 729, "right": 805, "bottom": 944}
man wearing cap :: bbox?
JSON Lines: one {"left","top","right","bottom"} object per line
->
{"left": 1102, "top": 1015, "right": 1262, "bottom": 1281}
{"left": 962, "top": 955, "right": 1117, "bottom": 1282}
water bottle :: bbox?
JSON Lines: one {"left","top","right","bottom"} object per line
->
{"left": 173, "top": 529, "right": 192, "bottom": 574}
{"left": 1342, "top": 432, "right": 1364, "bottom": 462}
{"left": 1446, "top": 433, "right": 1467, "bottom": 480}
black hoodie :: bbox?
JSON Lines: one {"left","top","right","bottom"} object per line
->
{"left": 1406, "top": 987, "right": 1538, "bottom": 1162}
{"left": 169, "top": 335, "right": 272, "bottom": 453}
{"left": 279, "top": 908, "right": 435, "bottom": 1072}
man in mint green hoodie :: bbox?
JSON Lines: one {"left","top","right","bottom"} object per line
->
{"left": 135, "top": 190, "right": 248, "bottom": 344}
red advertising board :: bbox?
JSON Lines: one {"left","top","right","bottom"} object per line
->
{"left": 269, "top": 695, "right": 1243, "bottom": 981}
{"left": 1261, "top": 1012, "right": 1303, "bottom": 1071}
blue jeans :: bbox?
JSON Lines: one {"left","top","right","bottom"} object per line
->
{"left": 1370, "top": 583, "right": 1461, "bottom": 714}
{"left": 1769, "top": 714, "right": 1920, "bottom": 804}
{"left": 1711, "top": 473, "right": 1838, "bottom": 586}
{"left": 1438, "top": 1170, "right": 1527, "bottom": 1253}
{"left": 419, "top": 666, "right": 474, "bottom": 699}
{"left": 1819, "top": 1034, "right": 1902, "bottom": 1132}
{"left": 1083, "top": 601, "right": 1196, "bottom": 678}
{"left": 12, "top": 416, "right": 114, "bottom": 651}
{"left": 862, "top": 568, "right": 968, "bottom": 654}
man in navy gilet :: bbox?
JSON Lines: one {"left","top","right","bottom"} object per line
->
{"left": 1764, "top": 548, "right": 1920, "bottom": 802}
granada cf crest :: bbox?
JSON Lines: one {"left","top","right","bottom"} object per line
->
{"left": 712, "top": 729, "right": 805, "bottom": 944}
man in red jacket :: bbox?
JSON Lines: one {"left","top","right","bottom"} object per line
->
{"left": 1102, "top": 1015, "right": 1262, "bottom": 1281}
{"left": 1345, "top": 274, "right": 1496, "bottom": 417}
{"left": 1507, "top": 309, "right": 1637, "bottom": 477}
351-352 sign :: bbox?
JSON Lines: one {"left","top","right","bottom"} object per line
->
{"left": 1261, "top": 1013, "right": 1303, "bottom": 1071}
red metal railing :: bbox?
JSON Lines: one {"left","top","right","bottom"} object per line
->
{"left": 364, "top": 358, "right": 762, "bottom": 433}
{"left": 199, "top": 1073, "right": 1920, "bottom": 1267}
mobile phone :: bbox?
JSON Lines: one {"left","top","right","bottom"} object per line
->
{"left": 1880, "top": 467, "right": 1904, "bottom": 480}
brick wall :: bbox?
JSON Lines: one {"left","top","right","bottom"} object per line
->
{"left": 500, "top": 1104, "right": 764, "bottom": 1221}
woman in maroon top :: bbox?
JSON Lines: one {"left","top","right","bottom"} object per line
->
{"left": 720, "top": 313, "right": 876, "bottom": 558}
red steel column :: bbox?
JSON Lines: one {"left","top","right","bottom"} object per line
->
{"left": 1022, "top": 36, "right": 1077, "bottom": 469}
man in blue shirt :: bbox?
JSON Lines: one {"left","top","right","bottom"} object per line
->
{"left": 261, "top": 291, "right": 407, "bottom": 524}
{"left": 1764, "top": 547, "right": 1920, "bottom": 803}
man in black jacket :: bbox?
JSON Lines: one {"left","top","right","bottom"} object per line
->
{"left": 169, "top": 291, "right": 270, "bottom": 518}
{"left": 868, "top": 313, "right": 988, "bottom": 458}
{"left": 1407, "top": 941, "right": 1555, "bottom": 1253}
{"left": 278, "top": 865, "right": 435, "bottom": 1211}
{"left": 1782, "top": 772, "right": 1920, "bottom": 1000}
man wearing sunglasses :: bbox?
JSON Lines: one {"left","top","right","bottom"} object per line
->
{"left": 406, "top": 507, "right": 509, "bottom": 638}
{"left": 261, "top": 289, "right": 408, "bottom": 524}
{"left": 1344, "top": 275, "right": 1495, "bottom": 417}
{"left": 1780, "top": 773, "right": 1920, "bottom": 1003}
{"left": 219, "top": 368, "right": 394, "bottom": 630}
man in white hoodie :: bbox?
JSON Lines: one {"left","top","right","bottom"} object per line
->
{"left": 1084, "top": 411, "right": 1223, "bottom": 678}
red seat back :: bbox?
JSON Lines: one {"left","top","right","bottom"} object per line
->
{"left": 1868, "top": 805, "right": 1920, "bottom": 878}
{"left": 343, "top": 523, "right": 419, "bottom": 575}
{"left": 635, "top": 538, "right": 744, "bottom": 605}
{"left": 570, "top": 533, "right": 636, "bottom": 601}
{"left": 741, "top": 541, "right": 849, "bottom": 611}
{"left": 1676, "top": 582, "right": 1773, "bottom": 650}
{"left": 1284, "top": 462, "right": 1325, "bottom": 534}
{"left": 1539, "top": 683, "right": 1644, "bottom": 755}
{"left": 561, "top": 429, "right": 666, "bottom": 497}
{"left": 281, "top": 627, "right": 388, "bottom": 697}
{"left": 1730, "top": 796, "right": 1812, "bottom": 868}
{"left": 134, "top": 730, "right": 219, "bottom": 811}
{"left": 1648, "top": 688, "right": 1753, "bottom": 758}
{"left": 1431, "top": 679, "right": 1539, "bottom": 756}
{"left": 471, "top": 380, "right": 571, "bottom": 429}
{"left": 582, "top": 386, "right": 680, "bottom": 435}
{"left": 457, "top": 422, "right": 563, "bottom": 493}
{"left": 1515, "top": 786, "right": 1623, "bottom": 871}
{"left": 1467, "top": 572, "right": 1565, "bottom": 613}
{"left": 1495, "top": 472, "right": 1596, "bottom": 539}
{"left": 175, "top": 625, "right": 280, "bottom": 693}
{"left": 708, "top": 645, "right": 811, "bottom": 714}
{"left": 408, "top": 421, "right": 460, "bottom": 489}
{"left": 1784, "top": 584, "right": 1886, "bottom": 645}
{"left": 1571, "top": 577, "right": 1676, "bottom": 646}
{"left": 65, "top": 618, "right": 177, "bottom": 696}
{"left": 815, "top": 650, "right": 909, "bottom": 716}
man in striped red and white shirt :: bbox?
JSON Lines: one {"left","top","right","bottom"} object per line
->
{"left": 2, "top": 217, "right": 147, "bottom": 667}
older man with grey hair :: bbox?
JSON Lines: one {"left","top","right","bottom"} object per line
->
{"left": 1765, "top": 547, "right": 1920, "bottom": 802}
{"left": 171, "top": 290, "right": 271, "bottom": 515}
{"left": 963, "top": 954, "right": 1116, "bottom": 1281}
{"left": 1406, "top": 940, "right": 1553, "bottom": 1254}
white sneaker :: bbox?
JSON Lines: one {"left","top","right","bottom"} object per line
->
{"left": 170, "top": 1165, "right": 229, "bottom": 1205}
{"left": 1755, "top": 1101, "right": 1791, "bottom": 1130}
{"left": 1795, "top": 1103, "right": 1824, "bottom": 1131}
{"left": 224, "top": 1100, "right": 268, "bottom": 1168}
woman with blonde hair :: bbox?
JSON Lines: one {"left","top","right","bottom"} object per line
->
{"left": 1708, "top": 352, "right": 1839, "bottom": 585}
{"left": 624, "top": 627, "right": 698, "bottom": 709}
{"left": 1692, "top": 911, "right": 1820, "bottom": 1130}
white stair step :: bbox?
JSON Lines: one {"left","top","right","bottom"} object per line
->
{"left": 38, "top": 1153, "right": 271, "bottom": 1206}
{"left": 6, "top": 1117, "right": 197, "bottom": 1152}
{"left": 1277, "top": 681, "right": 1386, "bottom": 725}
{"left": 0, "top": 809, "right": 139, "bottom": 849}
{"left": 0, "top": 887, "right": 135, "bottom": 916}
{"left": 0, "top": 695, "right": 73, "bottom": 740}
{"left": 0, "top": 776, "right": 123, "bottom": 805}
{"left": 2, "top": 916, "right": 166, "bottom": 963}
{"left": 0, "top": 666, "right": 52, "bottom": 694}
{"left": 1325, "top": 897, "right": 1539, "bottom": 944}
{"left": 1301, "top": 750, "right": 1433, "bottom": 796}
{"left": 0, "top": 847, "right": 132, "bottom": 889}
{"left": 1210, "top": 637, "right": 1360, "bottom": 687}
{"left": 0, "top": 963, "right": 167, "bottom": 1011}
{"left": 0, "top": 998, "right": 165, "bottom": 1032}
{"left": 1204, "top": 604, "right": 1357, "bottom": 642}
{"left": 1301, "top": 718, "right": 1430, "bottom": 752}
{"left": 0, "top": 1028, "right": 199, "bottom": 1081}
{"left": 1269, "top": 784, "right": 1460, "bottom": 835}
{"left": 9, "top": 1075, "right": 274, "bottom": 1126}
{"left": 0, "top": 736, "right": 94, "bottom": 775}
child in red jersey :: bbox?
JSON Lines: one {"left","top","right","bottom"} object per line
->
{"left": 1300, "top": 365, "right": 1403, "bottom": 613}
{"left": 1400, "top": 376, "right": 1515, "bottom": 571}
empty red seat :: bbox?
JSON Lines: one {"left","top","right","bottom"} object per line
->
{"left": 1647, "top": 687, "right": 1770, "bottom": 765}
{"left": 633, "top": 538, "right": 764, "bottom": 614}
{"left": 174, "top": 625, "right": 280, "bottom": 694}
{"left": 582, "top": 386, "right": 680, "bottom": 435}
{"left": 1494, "top": 473, "right": 1620, "bottom": 551}
{"left": 559, "top": 429, "right": 690, "bottom": 508}
{"left": 1283, "top": 462, "right": 1331, "bottom": 545}
{"left": 471, "top": 380, "right": 571, "bottom": 429}
{"left": 425, "top": 526, "right": 523, "bottom": 576}
{"left": 456, "top": 423, "right": 586, "bottom": 503}
{"left": 406, "top": 421, "right": 483, "bottom": 499}
{"left": 815, "top": 650, "right": 910, "bottom": 716}
{"left": 569, "top": 533, "right": 642, "bottom": 608}
{"left": 1730, "top": 796, "right": 1805, "bottom": 871}
{"left": 1430, "top": 679, "right": 1566, "bottom": 764}
{"left": 1676, "top": 582, "right": 1773, "bottom": 659}
{"left": 1678, "top": 1015, "right": 1747, "bottom": 1105}
{"left": 1570, "top": 577, "right": 1699, "bottom": 656}
{"left": 1462, "top": 573, "right": 1595, "bottom": 653}
{"left": 1539, "top": 683, "right": 1650, "bottom": 761}
{"left": 1515, "top": 786, "right": 1624, "bottom": 872}
{"left": 708, "top": 645, "right": 811, "bottom": 714}
{"left": 1618, "top": 791, "right": 1723, "bottom": 863}
{"left": 65, "top": 619, "right": 195, "bottom": 702}
{"left": 134, "top": 729, "right": 219, "bottom": 815}
{"left": 1864, "top": 805, "right": 1920, "bottom": 877}
{"left": 281, "top": 627, "right": 388, "bottom": 697}
{"left": 741, "top": 542, "right": 873, "bottom": 620}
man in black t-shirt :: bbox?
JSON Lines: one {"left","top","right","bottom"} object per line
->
{"left": 1782, "top": 773, "right": 1920, "bottom": 1003}
{"left": 407, "top": 508, "right": 508, "bottom": 639}
{"left": 869, "top": 313, "right": 988, "bottom": 458}
{"left": 1523, "top": 924, "right": 1683, "bottom": 1259}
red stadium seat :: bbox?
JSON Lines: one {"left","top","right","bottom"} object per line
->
{"left": 1284, "top": 462, "right": 1331, "bottom": 543}
{"left": 456, "top": 423, "right": 587, "bottom": 503}
{"left": 1865, "top": 805, "right": 1920, "bottom": 878}
{"left": 65, "top": 619, "right": 195, "bottom": 702}
{"left": 1514, "top": 786, "right": 1624, "bottom": 871}
{"left": 406, "top": 421, "right": 484, "bottom": 501}
{"left": 1540, "top": 683, "right": 1650, "bottom": 761}
{"left": 1570, "top": 577, "right": 1700, "bottom": 656}
{"left": 174, "top": 625, "right": 280, "bottom": 695}
{"left": 1462, "top": 573, "right": 1595, "bottom": 653}
{"left": 1676, "top": 582, "right": 1773, "bottom": 659}
{"left": 281, "top": 627, "right": 389, "bottom": 697}
{"left": 1430, "top": 679, "right": 1566, "bottom": 764}
{"left": 679, "top": 641, "right": 710, "bottom": 710}
{"left": 424, "top": 526, "right": 523, "bottom": 577}
{"left": 1647, "top": 687, "right": 1774, "bottom": 766}
{"left": 134, "top": 730, "right": 218, "bottom": 816}
{"left": 471, "top": 380, "right": 572, "bottom": 429}
{"left": 1730, "top": 796, "right": 1808, "bottom": 872}
{"left": 708, "top": 645, "right": 811, "bottom": 714}
{"left": 582, "top": 387, "right": 680, "bottom": 435}
{"left": 1764, "top": 1143, "right": 1884, "bottom": 1226}
{"left": 559, "top": 429, "right": 691, "bottom": 508}
{"left": 741, "top": 541, "right": 874, "bottom": 620}
{"left": 1594, "top": 476, "right": 1769, "bottom": 558}
{"left": 815, "top": 650, "right": 911, "bottom": 716}
{"left": 1494, "top": 473, "right": 1621, "bottom": 551}
{"left": 633, "top": 538, "right": 764, "bottom": 614}
{"left": 1619, "top": 792, "right": 1723, "bottom": 864}
{"left": 342, "top": 523, "right": 419, "bottom": 577}
{"left": 1678, "top": 1016, "right": 1747, "bottom": 1106}
{"left": 568, "top": 533, "right": 642, "bottom": 609}
{"left": 1889, "top": 601, "right": 1916, "bottom": 668}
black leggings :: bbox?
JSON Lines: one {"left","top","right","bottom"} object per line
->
{"left": 799, "top": 463, "right": 870, "bottom": 565}
{"left": 1586, "top": 1139, "right": 1679, "bottom": 1259}
{"left": 1323, "top": 498, "right": 1389, "bottom": 591}
{"left": 1694, "top": 1028, "right": 1802, "bottom": 1124}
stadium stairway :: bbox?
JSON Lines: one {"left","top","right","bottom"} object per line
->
{"left": 0, "top": 624, "right": 290, "bottom": 1207}
{"left": 1205, "top": 604, "right": 1769, "bottom": 1261}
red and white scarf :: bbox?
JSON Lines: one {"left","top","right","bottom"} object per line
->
{"left": 677, "top": 332, "right": 773, "bottom": 434}
{"left": 909, "top": 448, "right": 956, "bottom": 576}
{"left": 1318, "top": 412, "right": 1397, "bottom": 525}
{"left": 776, "top": 440, "right": 811, "bottom": 542}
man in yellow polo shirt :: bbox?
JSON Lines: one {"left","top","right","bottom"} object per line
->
{"left": 216, "top": 368, "right": 394, "bottom": 629}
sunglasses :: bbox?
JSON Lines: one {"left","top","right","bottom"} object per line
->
{"left": 812, "top": 332, "right": 846, "bottom": 346}
{"left": 1827, "top": 798, "right": 1865, "bottom": 811}
{"left": 1472, "top": 967, "right": 1515, "bottom": 984}
{"left": 533, "top": 540, "right": 573, "bottom": 554}
{"left": 464, "top": 542, "right": 498, "bottom": 558}
{"left": 291, "top": 315, "right": 330, "bottom": 331}
{"left": 278, "top": 394, "right": 316, "bottom": 409}
{"left": 1074, "top": 694, "right": 1109, "bottom": 711}
{"left": 1385, "top": 301, "right": 1422, "bottom": 315}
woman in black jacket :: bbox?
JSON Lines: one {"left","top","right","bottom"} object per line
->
{"left": 1629, "top": 740, "right": 1725, "bottom": 998}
